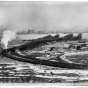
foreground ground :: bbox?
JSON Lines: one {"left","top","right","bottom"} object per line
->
{"left": 0, "top": 39, "right": 88, "bottom": 85}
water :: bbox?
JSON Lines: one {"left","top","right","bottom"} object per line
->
{"left": 17, "top": 33, "right": 88, "bottom": 40}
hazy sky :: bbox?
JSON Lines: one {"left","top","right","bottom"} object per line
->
{"left": 0, "top": 1, "right": 88, "bottom": 32}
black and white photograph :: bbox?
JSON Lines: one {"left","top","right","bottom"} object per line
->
{"left": 0, "top": 1, "right": 88, "bottom": 86}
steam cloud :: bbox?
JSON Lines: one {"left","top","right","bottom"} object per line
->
{"left": 1, "top": 30, "right": 16, "bottom": 49}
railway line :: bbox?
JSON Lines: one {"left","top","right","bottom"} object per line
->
{"left": 1, "top": 33, "right": 88, "bottom": 69}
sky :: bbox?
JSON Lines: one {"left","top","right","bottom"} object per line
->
{"left": 0, "top": 1, "right": 88, "bottom": 32}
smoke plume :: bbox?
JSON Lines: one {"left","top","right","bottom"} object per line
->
{"left": 1, "top": 30, "right": 16, "bottom": 49}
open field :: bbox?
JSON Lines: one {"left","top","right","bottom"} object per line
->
{"left": 0, "top": 34, "right": 88, "bottom": 85}
{"left": 0, "top": 40, "right": 88, "bottom": 84}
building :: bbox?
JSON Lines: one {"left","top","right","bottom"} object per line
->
{"left": 28, "top": 29, "right": 35, "bottom": 34}
{"left": 37, "top": 31, "right": 45, "bottom": 34}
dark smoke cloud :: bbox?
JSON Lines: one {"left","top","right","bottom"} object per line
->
{"left": 0, "top": 1, "right": 88, "bottom": 32}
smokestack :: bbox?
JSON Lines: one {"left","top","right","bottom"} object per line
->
{"left": 1, "top": 30, "right": 17, "bottom": 49}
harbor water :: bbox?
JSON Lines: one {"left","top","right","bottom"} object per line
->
{"left": 17, "top": 33, "right": 88, "bottom": 40}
